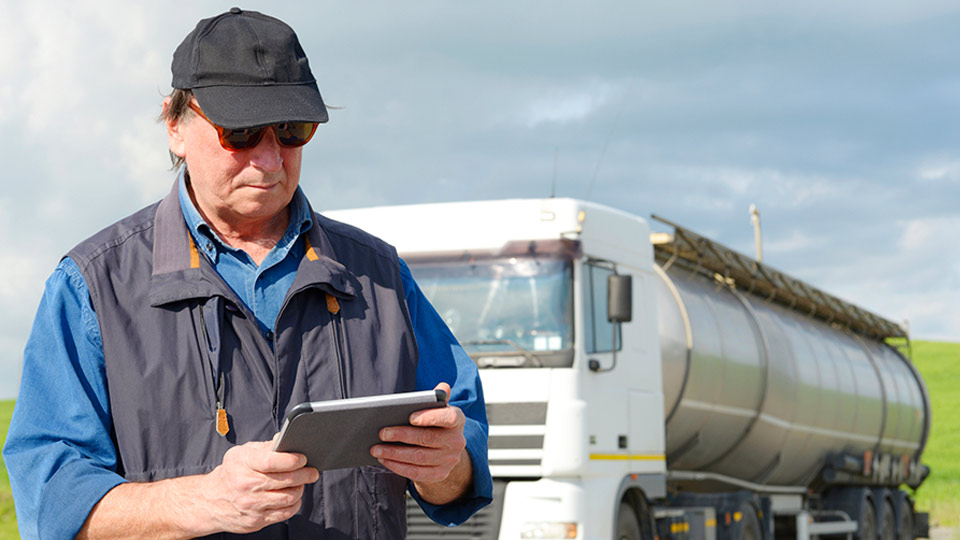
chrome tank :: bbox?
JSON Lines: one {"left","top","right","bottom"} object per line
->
{"left": 655, "top": 263, "right": 929, "bottom": 487}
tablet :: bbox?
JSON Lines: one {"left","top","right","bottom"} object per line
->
{"left": 273, "top": 389, "right": 448, "bottom": 471}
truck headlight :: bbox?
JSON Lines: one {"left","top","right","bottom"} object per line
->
{"left": 520, "top": 521, "right": 578, "bottom": 539}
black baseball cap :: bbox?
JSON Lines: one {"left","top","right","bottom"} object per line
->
{"left": 171, "top": 7, "right": 328, "bottom": 129}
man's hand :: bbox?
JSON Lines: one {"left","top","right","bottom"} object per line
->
{"left": 194, "top": 438, "right": 319, "bottom": 534}
{"left": 370, "top": 382, "right": 474, "bottom": 505}
{"left": 78, "top": 438, "right": 319, "bottom": 540}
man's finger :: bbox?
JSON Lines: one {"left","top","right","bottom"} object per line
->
{"left": 372, "top": 443, "right": 461, "bottom": 468}
{"left": 262, "top": 499, "right": 304, "bottom": 526}
{"left": 434, "top": 381, "right": 452, "bottom": 397}
{"left": 240, "top": 443, "right": 308, "bottom": 473}
{"left": 237, "top": 485, "right": 306, "bottom": 515}
{"left": 409, "top": 405, "right": 464, "bottom": 428}
{"left": 264, "top": 467, "right": 320, "bottom": 489}
{"left": 254, "top": 452, "right": 307, "bottom": 474}
{"left": 376, "top": 458, "right": 449, "bottom": 484}
{"left": 380, "top": 425, "right": 462, "bottom": 449}
{"left": 259, "top": 485, "right": 308, "bottom": 510}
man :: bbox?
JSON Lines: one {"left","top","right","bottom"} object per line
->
{"left": 3, "top": 8, "right": 491, "bottom": 539}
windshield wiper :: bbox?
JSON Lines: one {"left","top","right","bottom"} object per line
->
{"left": 462, "top": 339, "right": 543, "bottom": 367}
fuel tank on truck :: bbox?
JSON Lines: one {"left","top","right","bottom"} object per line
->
{"left": 652, "top": 217, "right": 930, "bottom": 489}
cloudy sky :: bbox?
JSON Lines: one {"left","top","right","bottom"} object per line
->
{"left": 0, "top": 1, "right": 958, "bottom": 398}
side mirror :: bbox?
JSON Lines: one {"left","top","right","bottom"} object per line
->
{"left": 607, "top": 274, "right": 632, "bottom": 323}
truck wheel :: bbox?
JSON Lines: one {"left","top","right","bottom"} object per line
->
{"left": 879, "top": 500, "right": 896, "bottom": 540}
{"left": 824, "top": 487, "right": 878, "bottom": 540}
{"left": 859, "top": 497, "right": 878, "bottom": 540}
{"left": 897, "top": 497, "right": 915, "bottom": 540}
{"left": 616, "top": 503, "right": 642, "bottom": 540}
{"left": 733, "top": 503, "right": 762, "bottom": 540}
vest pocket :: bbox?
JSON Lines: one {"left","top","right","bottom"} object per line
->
{"left": 190, "top": 302, "right": 218, "bottom": 415}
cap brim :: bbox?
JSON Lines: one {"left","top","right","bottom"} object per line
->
{"left": 193, "top": 82, "right": 328, "bottom": 129}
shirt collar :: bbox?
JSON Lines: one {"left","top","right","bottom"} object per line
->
{"left": 176, "top": 167, "right": 314, "bottom": 261}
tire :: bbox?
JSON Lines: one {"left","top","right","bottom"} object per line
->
{"left": 616, "top": 502, "right": 642, "bottom": 540}
{"left": 897, "top": 497, "right": 915, "bottom": 540}
{"left": 859, "top": 496, "right": 878, "bottom": 540}
{"left": 733, "top": 502, "right": 762, "bottom": 540}
{"left": 823, "top": 487, "right": 878, "bottom": 540}
{"left": 879, "top": 500, "right": 896, "bottom": 540}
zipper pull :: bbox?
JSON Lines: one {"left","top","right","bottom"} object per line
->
{"left": 215, "top": 373, "right": 229, "bottom": 437}
{"left": 326, "top": 293, "right": 340, "bottom": 314}
{"left": 216, "top": 408, "right": 229, "bottom": 437}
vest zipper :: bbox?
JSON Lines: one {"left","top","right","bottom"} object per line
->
{"left": 199, "top": 301, "right": 229, "bottom": 437}
{"left": 327, "top": 293, "right": 348, "bottom": 399}
{"left": 271, "top": 327, "right": 280, "bottom": 427}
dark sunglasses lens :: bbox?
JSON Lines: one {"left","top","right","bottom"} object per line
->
{"left": 276, "top": 122, "right": 319, "bottom": 147}
{"left": 221, "top": 127, "right": 265, "bottom": 150}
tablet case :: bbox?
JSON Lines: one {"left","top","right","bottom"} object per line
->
{"left": 274, "top": 389, "right": 447, "bottom": 471}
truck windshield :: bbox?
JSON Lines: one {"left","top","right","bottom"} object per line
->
{"left": 408, "top": 257, "right": 574, "bottom": 368}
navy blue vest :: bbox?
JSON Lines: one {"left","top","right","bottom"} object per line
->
{"left": 68, "top": 182, "right": 419, "bottom": 538}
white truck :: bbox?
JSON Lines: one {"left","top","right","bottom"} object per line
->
{"left": 327, "top": 198, "right": 930, "bottom": 540}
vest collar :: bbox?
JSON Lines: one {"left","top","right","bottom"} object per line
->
{"left": 149, "top": 180, "right": 357, "bottom": 307}
{"left": 289, "top": 215, "right": 360, "bottom": 301}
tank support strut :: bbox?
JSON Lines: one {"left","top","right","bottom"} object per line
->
{"left": 795, "top": 510, "right": 857, "bottom": 540}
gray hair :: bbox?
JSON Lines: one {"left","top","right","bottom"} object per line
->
{"left": 158, "top": 88, "right": 194, "bottom": 170}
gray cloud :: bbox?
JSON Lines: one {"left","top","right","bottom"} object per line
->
{"left": 0, "top": 0, "right": 958, "bottom": 398}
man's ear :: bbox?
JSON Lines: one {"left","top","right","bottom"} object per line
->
{"left": 163, "top": 97, "right": 186, "bottom": 159}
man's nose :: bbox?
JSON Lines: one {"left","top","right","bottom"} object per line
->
{"left": 249, "top": 126, "right": 284, "bottom": 172}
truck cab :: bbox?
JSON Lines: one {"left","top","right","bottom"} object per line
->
{"left": 327, "top": 198, "right": 666, "bottom": 539}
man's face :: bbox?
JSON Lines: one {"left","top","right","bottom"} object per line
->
{"left": 165, "top": 97, "right": 304, "bottom": 228}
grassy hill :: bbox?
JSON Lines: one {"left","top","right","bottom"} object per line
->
{"left": 910, "top": 340, "right": 960, "bottom": 527}
{"left": 0, "top": 340, "right": 956, "bottom": 537}
{"left": 0, "top": 399, "right": 15, "bottom": 540}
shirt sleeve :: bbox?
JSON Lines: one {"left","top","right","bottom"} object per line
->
{"left": 2, "top": 257, "right": 126, "bottom": 540}
{"left": 400, "top": 258, "right": 493, "bottom": 526}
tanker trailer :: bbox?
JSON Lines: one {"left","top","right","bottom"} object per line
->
{"left": 323, "top": 198, "right": 930, "bottom": 540}
{"left": 651, "top": 216, "right": 930, "bottom": 540}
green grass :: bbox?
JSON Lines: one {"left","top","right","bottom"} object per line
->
{"left": 0, "top": 399, "right": 16, "bottom": 539}
{"left": 911, "top": 340, "right": 960, "bottom": 528}
{"left": 0, "top": 341, "right": 955, "bottom": 537}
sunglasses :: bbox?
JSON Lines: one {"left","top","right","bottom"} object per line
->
{"left": 188, "top": 102, "right": 319, "bottom": 151}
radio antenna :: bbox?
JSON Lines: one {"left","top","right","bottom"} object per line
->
{"left": 584, "top": 91, "right": 627, "bottom": 201}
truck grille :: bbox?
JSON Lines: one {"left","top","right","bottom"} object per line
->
{"left": 486, "top": 402, "right": 547, "bottom": 470}
{"left": 405, "top": 480, "right": 507, "bottom": 540}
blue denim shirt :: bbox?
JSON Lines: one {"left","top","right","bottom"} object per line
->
{"left": 3, "top": 172, "right": 491, "bottom": 539}
{"left": 177, "top": 173, "right": 312, "bottom": 338}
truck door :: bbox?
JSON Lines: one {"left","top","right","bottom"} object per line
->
{"left": 582, "top": 260, "right": 665, "bottom": 472}
{"left": 581, "top": 261, "right": 631, "bottom": 459}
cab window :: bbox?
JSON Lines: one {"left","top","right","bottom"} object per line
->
{"left": 582, "top": 262, "right": 622, "bottom": 354}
